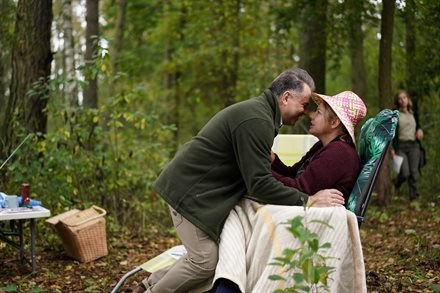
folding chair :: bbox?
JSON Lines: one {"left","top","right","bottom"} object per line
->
{"left": 345, "top": 109, "right": 400, "bottom": 227}
{"left": 111, "top": 245, "right": 187, "bottom": 293}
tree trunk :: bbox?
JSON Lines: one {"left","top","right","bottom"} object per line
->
{"left": 162, "top": 0, "right": 180, "bottom": 150}
{"left": 111, "top": 0, "right": 127, "bottom": 73}
{"left": 299, "top": 0, "right": 328, "bottom": 93}
{"left": 377, "top": 0, "right": 396, "bottom": 206}
{"left": 54, "top": 0, "right": 66, "bottom": 104}
{"left": 0, "top": 43, "right": 5, "bottom": 120}
{"left": 83, "top": 0, "right": 99, "bottom": 108}
{"left": 220, "top": 0, "right": 241, "bottom": 108}
{"left": 346, "top": 0, "right": 368, "bottom": 100}
{"left": 378, "top": 0, "right": 395, "bottom": 109}
{"left": 162, "top": 0, "right": 175, "bottom": 112}
{"left": 175, "top": 3, "right": 188, "bottom": 146}
{"left": 0, "top": 0, "right": 15, "bottom": 133}
{"left": 109, "top": 0, "right": 127, "bottom": 97}
{"left": 63, "top": 0, "right": 78, "bottom": 108}
{"left": 1, "top": 0, "right": 52, "bottom": 158}
{"left": 405, "top": 0, "right": 417, "bottom": 98}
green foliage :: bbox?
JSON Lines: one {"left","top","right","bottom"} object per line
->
{"left": 102, "top": 0, "right": 319, "bottom": 143}
{"left": 0, "top": 284, "right": 17, "bottom": 292}
{"left": 413, "top": 0, "right": 440, "bottom": 97}
{"left": 0, "top": 276, "right": 45, "bottom": 292}
{"left": 365, "top": 204, "right": 390, "bottom": 223}
{"left": 417, "top": 88, "right": 440, "bottom": 201}
{"left": 1, "top": 0, "right": 439, "bottom": 253}
{"left": 2, "top": 83, "right": 176, "bottom": 239}
{"left": 269, "top": 213, "right": 336, "bottom": 293}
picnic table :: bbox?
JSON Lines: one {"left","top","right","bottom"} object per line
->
{"left": 0, "top": 206, "right": 51, "bottom": 272}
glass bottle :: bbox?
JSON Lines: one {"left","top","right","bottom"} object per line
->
{"left": 21, "top": 183, "right": 30, "bottom": 207}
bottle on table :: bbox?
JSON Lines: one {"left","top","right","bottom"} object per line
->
{"left": 20, "top": 183, "right": 30, "bottom": 207}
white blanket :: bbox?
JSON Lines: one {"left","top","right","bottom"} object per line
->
{"left": 210, "top": 199, "right": 367, "bottom": 293}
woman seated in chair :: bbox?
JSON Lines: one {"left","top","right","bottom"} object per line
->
{"left": 271, "top": 91, "right": 366, "bottom": 202}
{"left": 213, "top": 91, "right": 367, "bottom": 293}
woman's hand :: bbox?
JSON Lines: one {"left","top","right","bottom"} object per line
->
{"left": 307, "top": 189, "right": 344, "bottom": 207}
{"left": 416, "top": 129, "right": 424, "bottom": 140}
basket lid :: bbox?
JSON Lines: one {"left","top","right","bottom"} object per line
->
{"left": 60, "top": 206, "right": 106, "bottom": 227}
{"left": 46, "top": 209, "right": 80, "bottom": 226}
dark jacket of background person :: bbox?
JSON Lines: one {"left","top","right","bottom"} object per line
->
{"left": 271, "top": 139, "right": 361, "bottom": 201}
{"left": 153, "top": 89, "right": 307, "bottom": 242}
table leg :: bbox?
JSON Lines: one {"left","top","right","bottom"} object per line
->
{"left": 30, "top": 218, "right": 36, "bottom": 273}
{"left": 18, "top": 220, "right": 24, "bottom": 264}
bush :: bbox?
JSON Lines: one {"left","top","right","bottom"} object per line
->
{"left": 2, "top": 90, "right": 177, "bottom": 242}
{"left": 269, "top": 211, "right": 336, "bottom": 293}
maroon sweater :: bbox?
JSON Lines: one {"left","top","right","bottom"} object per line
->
{"left": 271, "top": 139, "right": 361, "bottom": 201}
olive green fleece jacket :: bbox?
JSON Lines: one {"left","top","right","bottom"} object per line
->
{"left": 153, "top": 89, "right": 308, "bottom": 242}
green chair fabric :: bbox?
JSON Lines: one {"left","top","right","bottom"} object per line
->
{"left": 346, "top": 109, "right": 399, "bottom": 219}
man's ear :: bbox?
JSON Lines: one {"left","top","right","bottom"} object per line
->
{"left": 279, "top": 91, "right": 290, "bottom": 105}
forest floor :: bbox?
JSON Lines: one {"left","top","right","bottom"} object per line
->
{"left": 0, "top": 195, "right": 439, "bottom": 293}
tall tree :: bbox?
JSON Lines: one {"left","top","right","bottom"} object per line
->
{"left": 378, "top": 0, "right": 395, "bottom": 109}
{"left": 63, "top": 0, "right": 78, "bottom": 108}
{"left": 1, "top": 0, "right": 52, "bottom": 158}
{"left": 162, "top": 0, "right": 181, "bottom": 148}
{"left": 299, "top": 0, "right": 328, "bottom": 93}
{"left": 405, "top": 0, "right": 416, "bottom": 97}
{"left": 376, "top": 0, "right": 395, "bottom": 206}
{"left": 0, "top": 0, "right": 15, "bottom": 123}
{"left": 83, "top": 0, "right": 99, "bottom": 108}
{"left": 109, "top": 0, "right": 127, "bottom": 96}
{"left": 219, "top": 0, "right": 241, "bottom": 107}
{"left": 0, "top": 43, "right": 4, "bottom": 119}
{"left": 346, "top": 0, "right": 368, "bottom": 99}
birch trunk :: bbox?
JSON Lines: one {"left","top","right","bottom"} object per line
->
{"left": 63, "top": 0, "right": 78, "bottom": 108}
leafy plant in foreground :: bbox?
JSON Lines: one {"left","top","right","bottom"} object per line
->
{"left": 269, "top": 212, "right": 336, "bottom": 293}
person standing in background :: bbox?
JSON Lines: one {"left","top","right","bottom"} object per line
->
{"left": 391, "top": 90, "right": 424, "bottom": 200}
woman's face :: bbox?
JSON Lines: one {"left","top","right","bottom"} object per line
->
{"left": 397, "top": 93, "right": 409, "bottom": 109}
{"left": 309, "top": 102, "right": 332, "bottom": 137}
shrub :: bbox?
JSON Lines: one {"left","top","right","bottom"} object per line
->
{"left": 269, "top": 211, "right": 336, "bottom": 293}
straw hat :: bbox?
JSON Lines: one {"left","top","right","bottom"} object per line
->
{"left": 313, "top": 91, "right": 367, "bottom": 144}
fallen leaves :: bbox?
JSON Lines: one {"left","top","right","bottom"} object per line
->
{"left": 0, "top": 197, "right": 438, "bottom": 292}
{"left": 0, "top": 223, "right": 177, "bottom": 292}
{"left": 363, "top": 196, "right": 440, "bottom": 292}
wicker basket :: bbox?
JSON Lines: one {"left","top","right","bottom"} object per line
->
{"left": 46, "top": 205, "right": 108, "bottom": 263}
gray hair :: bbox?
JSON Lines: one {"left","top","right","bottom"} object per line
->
{"left": 269, "top": 68, "right": 315, "bottom": 98}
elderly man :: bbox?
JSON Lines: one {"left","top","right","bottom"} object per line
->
{"left": 135, "top": 68, "right": 344, "bottom": 293}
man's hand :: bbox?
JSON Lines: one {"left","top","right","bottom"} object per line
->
{"left": 270, "top": 151, "right": 276, "bottom": 163}
{"left": 307, "top": 189, "right": 344, "bottom": 207}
